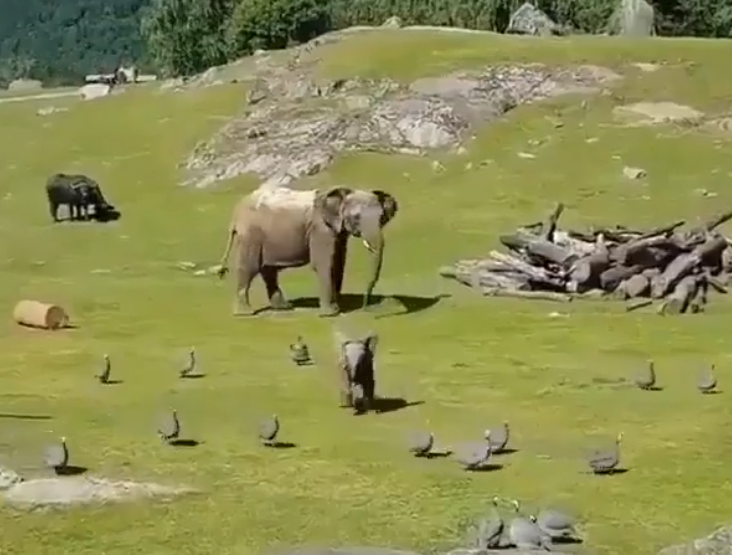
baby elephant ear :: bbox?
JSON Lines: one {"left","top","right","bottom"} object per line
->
{"left": 363, "top": 332, "right": 378, "bottom": 354}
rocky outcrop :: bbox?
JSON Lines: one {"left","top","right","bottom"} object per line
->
{"left": 182, "top": 63, "right": 620, "bottom": 189}
{"left": 659, "top": 525, "right": 732, "bottom": 555}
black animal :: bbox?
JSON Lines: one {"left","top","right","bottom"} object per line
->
{"left": 45, "top": 173, "right": 113, "bottom": 222}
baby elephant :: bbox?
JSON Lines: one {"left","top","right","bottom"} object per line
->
{"left": 335, "top": 330, "right": 378, "bottom": 413}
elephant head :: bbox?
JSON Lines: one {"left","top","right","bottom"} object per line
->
{"left": 314, "top": 186, "right": 398, "bottom": 306}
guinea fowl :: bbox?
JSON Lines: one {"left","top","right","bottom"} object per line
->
{"left": 588, "top": 432, "right": 623, "bottom": 474}
{"left": 158, "top": 410, "right": 181, "bottom": 443}
{"left": 697, "top": 364, "right": 718, "bottom": 394}
{"left": 474, "top": 497, "right": 506, "bottom": 549}
{"left": 485, "top": 422, "right": 510, "bottom": 453}
{"left": 407, "top": 431, "right": 434, "bottom": 457}
{"left": 179, "top": 347, "right": 197, "bottom": 378}
{"left": 96, "top": 354, "right": 111, "bottom": 384}
{"left": 44, "top": 436, "right": 69, "bottom": 474}
{"left": 508, "top": 500, "right": 552, "bottom": 551}
{"left": 289, "top": 336, "right": 312, "bottom": 366}
{"left": 634, "top": 360, "right": 656, "bottom": 390}
{"left": 259, "top": 415, "right": 280, "bottom": 446}
{"left": 537, "top": 507, "right": 579, "bottom": 541}
{"left": 455, "top": 439, "right": 492, "bottom": 471}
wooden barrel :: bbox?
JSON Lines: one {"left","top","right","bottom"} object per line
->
{"left": 12, "top": 300, "right": 69, "bottom": 330}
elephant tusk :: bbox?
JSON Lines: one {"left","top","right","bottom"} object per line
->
{"left": 362, "top": 239, "right": 375, "bottom": 253}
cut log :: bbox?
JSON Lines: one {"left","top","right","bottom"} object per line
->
{"left": 611, "top": 236, "right": 678, "bottom": 266}
{"left": 652, "top": 235, "right": 728, "bottom": 298}
{"left": 600, "top": 264, "right": 644, "bottom": 291}
{"left": 620, "top": 273, "right": 650, "bottom": 299}
{"left": 499, "top": 230, "right": 578, "bottom": 267}
{"left": 660, "top": 275, "right": 699, "bottom": 315}
{"left": 626, "top": 298, "right": 654, "bottom": 312}
{"left": 13, "top": 300, "right": 69, "bottom": 330}
{"left": 481, "top": 288, "right": 573, "bottom": 302}
{"left": 700, "top": 210, "right": 732, "bottom": 233}
{"left": 541, "top": 202, "right": 565, "bottom": 242}
{"left": 568, "top": 250, "right": 610, "bottom": 291}
{"left": 637, "top": 219, "right": 686, "bottom": 240}
{"left": 689, "top": 278, "right": 709, "bottom": 313}
{"left": 487, "top": 251, "right": 566, "bottom": 289}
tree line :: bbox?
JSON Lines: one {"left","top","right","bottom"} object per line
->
{"left": 1, "top": 0, "right": 731, "bottom": 86}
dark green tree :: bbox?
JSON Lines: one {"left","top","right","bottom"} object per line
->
{"left": 141, "top": 0, "right": 235, "bottom": 77}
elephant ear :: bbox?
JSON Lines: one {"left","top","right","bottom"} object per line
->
{"left": 315, "top": 186, "right": 352, "bottom": 232}
{"left": 363, "top": 332, "right": 379, "bottom": 356}
{"left": 372, "top": 190, "right": 398, "bottom": 227}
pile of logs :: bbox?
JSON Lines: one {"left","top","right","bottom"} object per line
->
{"left": 439, "top": 204, "right": 732, "bottom": 314}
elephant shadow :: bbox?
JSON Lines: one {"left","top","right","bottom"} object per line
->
{"left": 290, "top": 293, "right": 446, "bottom": 316}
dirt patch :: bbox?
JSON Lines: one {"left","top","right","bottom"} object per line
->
{"left": 704, "top": 117, "right": 732, "bottom": 136}
{"left": 613, "top": 101, "right": 704, "bottom": 125}
{"left": 3, "top": 476, "right": 196, "bottom": 509}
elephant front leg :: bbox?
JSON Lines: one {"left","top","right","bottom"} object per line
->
{"left": 331, "top": 234, "right": 348, "bottom": 304}
{"left": 261, "top": 266, "right": 292, "bottom": 311}
{"left": 311, "top": 243, "right": 340, "bottom": 318}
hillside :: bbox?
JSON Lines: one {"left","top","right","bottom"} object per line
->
{"left": 0, "top": 0, "right": 149, "bottom": 86}
{"left": 1, "top": 28, "right": 732, "bottom": 555}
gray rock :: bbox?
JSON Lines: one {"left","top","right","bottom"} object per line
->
{"left": 182, "top": 65, "right": 620, "bottom": 189}
{"left": 446, "top": 549, "right": 572, "bottom": 555}
{"left": 506, "top": 2, "right": 561, "bottom": 36}
{"left": 382, "top": 16, "right": 403, "bottom": 28}
{"left": 0, "top": 466, "right": 24, "bottom": 490}
{"left": 659, "top": 525, "right": 732, "bottom": 555}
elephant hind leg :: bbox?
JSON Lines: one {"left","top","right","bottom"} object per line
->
{"left": 233, "top": 231, "right": 262, "bottom": 316}
{"left": 261, "top": 266, "right": 292, "bottom": 311}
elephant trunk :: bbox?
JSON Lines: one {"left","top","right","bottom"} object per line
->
{"left": 362, "top": 229, "right": 384, "bottom": 307}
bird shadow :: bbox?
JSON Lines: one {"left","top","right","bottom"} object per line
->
{"left": 180, "top": 373, "right": 206, "bottom": 380}
{"left": 170, "top": 439, "right": 200, "bottom": 447}
{"left": 641, "top": 386, "right": 664, "bottom": 392}
{"left": 552, "top": 537, "right": 584, "bottom": 545}
{"left": 266, "top": 441, "right": 297, "bottom": 449}
{"left": 589, "top": 468, "right": 629, "bottom": 476}
{"left": 466, "top": 463, "right": 503, "bottom": 473}
{"left": 55, "top": 465, "right": 88, "bottom": 476}
{"left": 701, "top": 390, "right": 722, "bottom": 395}
{"left": 494, "top": 447, "right": 519, "bottom": 456}
{"left": 100, "top": 379, "right": 124, "bottom": 385}
{"left": 289, "top": 293, "right": 445, "bottom": 317}
{"left": 424, "top": 451, "right": 452, "bottom": 459}
{"left": 373, "top": 397, "right": 425, "bottom": 414}
{"left": 0, "top": 413, "right": 52, "bottom": 420}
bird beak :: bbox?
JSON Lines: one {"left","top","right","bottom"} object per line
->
{"left": 362, "top": 239, "right": 375, "bottom": 253}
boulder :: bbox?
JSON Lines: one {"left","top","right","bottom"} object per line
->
{"left": 382, "top": 16, "right": 403, "bottom": 28}
{"left": 659, "top": 525, "right": 732, "bottom": 555}
{"left": 79, "top": 83, "right": 112, "bottom": 101}
{"left": 506, "top": 2, "right": 560, "bottom": 36}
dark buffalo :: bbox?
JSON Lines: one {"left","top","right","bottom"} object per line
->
{"left": 45, "top": 173, "right": 114, "bottom": 222}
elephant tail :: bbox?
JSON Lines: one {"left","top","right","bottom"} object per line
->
{"left": 217, "top": 227, "right": 236, "bottom": 279}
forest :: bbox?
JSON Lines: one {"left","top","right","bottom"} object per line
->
{"left": 1, "top": 0, "right": 731, "bottom": 86}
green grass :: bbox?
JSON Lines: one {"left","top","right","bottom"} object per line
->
{"left": 2, "top": 30, "right": 732, "bottom": 555}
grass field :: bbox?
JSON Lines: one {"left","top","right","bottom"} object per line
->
{"left": 2, "top": 29, "right": 732, "bottom": 555}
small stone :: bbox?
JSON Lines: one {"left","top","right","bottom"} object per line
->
{"left": 623, "top": 166, "right": 646, "bottom": 179}
{"left": 0, "top": 466, "right": 23, "bottom": 490}
{"left": 193, "top": 270, "right": 207, "bottom": 276}
{"left": 431, "top": 160, "right": 445, "bottom": 172}
{"left": 517, "top": 151, "right": 536, "bottom": 159}
{"left": 91, "top": 268, "right": 111, "bottom": 274}
{"left": 456, "top": 146, "right": 468, "bottom": 155}
{"left": 464, "top": 162, "right": 473, "bottom": 170}
{"left": 207, "top": 264, "right": 224, "bottom": 275}
{"left": 177, "top": 261, "right": 197, "bottom": 270}
{"left": 585, "top": 137, "right": 599, "bottom": 143}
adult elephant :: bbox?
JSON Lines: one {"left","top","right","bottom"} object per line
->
{"left": 217, "top": 185, "right": 398, "bottom": 317}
